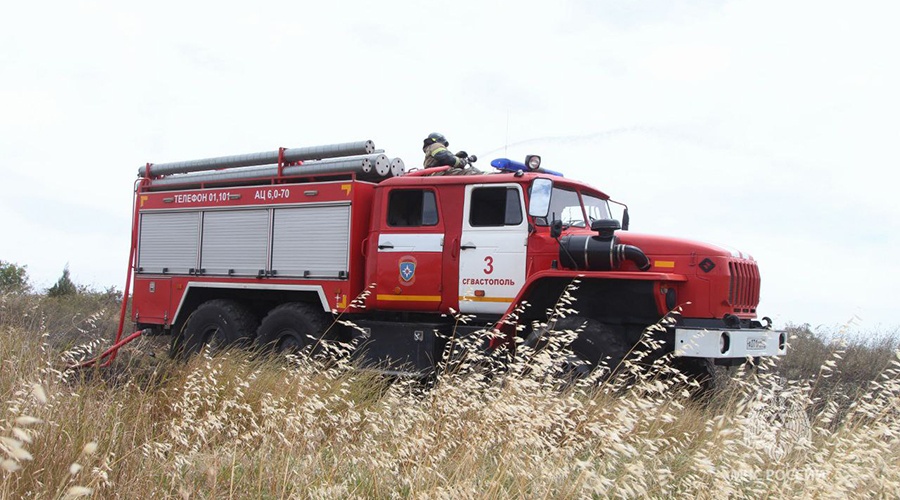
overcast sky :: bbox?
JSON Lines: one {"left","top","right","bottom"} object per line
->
{"left": 1, "top": 0, "right": 898, "bottom": 333}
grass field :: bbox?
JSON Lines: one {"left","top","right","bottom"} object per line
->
{"left": 1, "top": 291, "right": 898, "bottom": 498}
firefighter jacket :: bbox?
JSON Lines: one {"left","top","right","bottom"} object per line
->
{"left": 423, "top": 142, "right": 466, "bottom": 169}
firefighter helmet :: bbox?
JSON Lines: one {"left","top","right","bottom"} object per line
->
{"left": 424, "top": 132, "right": 449, "bottom": 148}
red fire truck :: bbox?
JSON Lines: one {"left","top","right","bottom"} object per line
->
{"left": 111, "top": 139, "right": 784, "bottom": 376}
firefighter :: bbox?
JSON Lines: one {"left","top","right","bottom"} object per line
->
{"left": 422, "top": 132, "right": 480, "bottom": 175}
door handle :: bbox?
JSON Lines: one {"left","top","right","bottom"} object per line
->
{"left": 460, "top": 243, "right": 477, "bottom": 250}
{"left": 378, "top": 243, "right": 394, "bottom": 250}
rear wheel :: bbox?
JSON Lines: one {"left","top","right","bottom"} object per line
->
{"left": 172, "top": 299, "right": 258, "bottom": 357}
{"left": 255, "top": 302, "right": 330, "bottom": 355}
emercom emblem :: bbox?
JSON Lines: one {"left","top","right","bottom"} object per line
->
{"left": 399, "top": 256, "right": 417, "bottom": 283}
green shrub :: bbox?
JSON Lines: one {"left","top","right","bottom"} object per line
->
{"left": 47, "top": 265, "right": 78, "bottom": 298}
{"left": 0, "top": 260, "right": 30, "bottom": 294}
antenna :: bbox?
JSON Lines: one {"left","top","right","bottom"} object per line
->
{"left": 504, "top": 110, "right": 510, "bottom": 157}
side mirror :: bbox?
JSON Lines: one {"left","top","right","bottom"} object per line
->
{"left": 550, "top": 220, "right": 563, "bottom": 239}
{"left": 528, "top": 178, "right": 552, "bottom": 218}
{"left": 622, "top": 207, "right": 630, "bottom": 231}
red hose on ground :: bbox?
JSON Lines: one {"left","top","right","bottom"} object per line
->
{"left": 69, "top": 329, "right": 146, "bottom": 369}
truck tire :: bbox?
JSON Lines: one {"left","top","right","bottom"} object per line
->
{"left": 674, "top": 357, "right": 722, "bottom": 398}
{"left": 255, "top": 302, "right": 330, "bottom": 355}
{"left": 172, "top": 299, "right": 258, "bottom": 357}
{"left": 549, "top": 316, "right": 632, "bottom": 379}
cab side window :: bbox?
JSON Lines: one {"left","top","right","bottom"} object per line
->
{"left": 469, "top": 187, "right": 523, "bottom": 227}
{"left": 387, "top": 190, "right": 439, "bottom": 227}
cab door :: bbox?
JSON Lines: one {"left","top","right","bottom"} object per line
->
{"left": 458, "top": 184, "right": 528, "bottom": 315}
{"left": 373, "top": 188, "right": 444, "bottom": 311}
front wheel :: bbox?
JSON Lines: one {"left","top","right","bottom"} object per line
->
{"left": 674, "top": 357, "right": 724, "bottom": 399}
{"left": 532, "top": 316, "right": 632, "bottom": 381}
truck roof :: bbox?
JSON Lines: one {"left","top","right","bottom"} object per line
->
{"left": 380, "top": 170, "right": 611, "bottom": 200}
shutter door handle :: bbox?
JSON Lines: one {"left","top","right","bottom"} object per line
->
{"left": 378, "top": 243, "right": 394, "bottom": 249}
{"left": 460, "top": 243, "right": 477, "bottom": 250}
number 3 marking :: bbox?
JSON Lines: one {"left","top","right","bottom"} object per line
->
{"left": 484, "top": 256, "right": 494, "bottom": 274}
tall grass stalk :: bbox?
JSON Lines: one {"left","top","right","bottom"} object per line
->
{"left": 1, "top": 292, "right": 899, "bottom": 498}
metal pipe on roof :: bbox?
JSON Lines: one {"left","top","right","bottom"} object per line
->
{"left": 389, "top": 158, "right": 405, "bottom": 177}
{"left": 145, "top": 154, "right": 392, "bottom": 190}
{"left": 370, "top": 154, "right": 391, "bottom": 177}
{"left": 139, "top": 140, "right": 376, "bottom": 178}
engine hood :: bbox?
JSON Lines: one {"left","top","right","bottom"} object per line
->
{"left": 610, "top": 232, "right": 755, "bottom": 260}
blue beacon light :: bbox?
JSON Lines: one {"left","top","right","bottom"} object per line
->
{"left": 490, "top": 157, "right": 564, "bottom": 177}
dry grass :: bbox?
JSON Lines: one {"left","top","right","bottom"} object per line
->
{"left": 1, "top": 291, "right": 899, "bottom": 498}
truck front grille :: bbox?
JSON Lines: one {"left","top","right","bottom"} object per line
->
{"left": 728, "top": 260, "right": 760, "bottom": 313}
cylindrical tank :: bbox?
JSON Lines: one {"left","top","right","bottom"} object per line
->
{"left": 559, "top": 234, "right": 651, "bottom": 272}
{"left": 390, "top": 158, "right": 406, "bottom": 177}
{"left": 139, "top": 140, "right": 375, "bottom": 177}
{"left": 145, "top": 154, "right": 390, "bottom": 190}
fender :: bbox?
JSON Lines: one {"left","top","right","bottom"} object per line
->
{"left": 493, "top": 269, "right": 688, "bottom": 340}
{"left": 172, "top": 282, "right": 331, "bottom": 327}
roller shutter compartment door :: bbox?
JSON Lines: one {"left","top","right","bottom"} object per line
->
{"left": 201, "top": 209, "right": 269, "bottom": 276}
{"left": 138, "top": 212, "right": 200, "bottom": 274}
{"left": 272, "top": 205, "right": 350, "bottom": 278}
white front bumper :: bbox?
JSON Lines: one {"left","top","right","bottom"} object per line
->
{"left": 674, "top": 327, "right": 787, "bottom": 358}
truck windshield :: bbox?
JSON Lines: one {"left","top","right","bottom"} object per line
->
{"left": 534, "top": 187, "right": 583, "bottom": 227}
{"left": 583, "top": 193, "right": 612, "bottom": 224}
{"left": 532, "top": 188, "right": 612, "bottom": 227}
